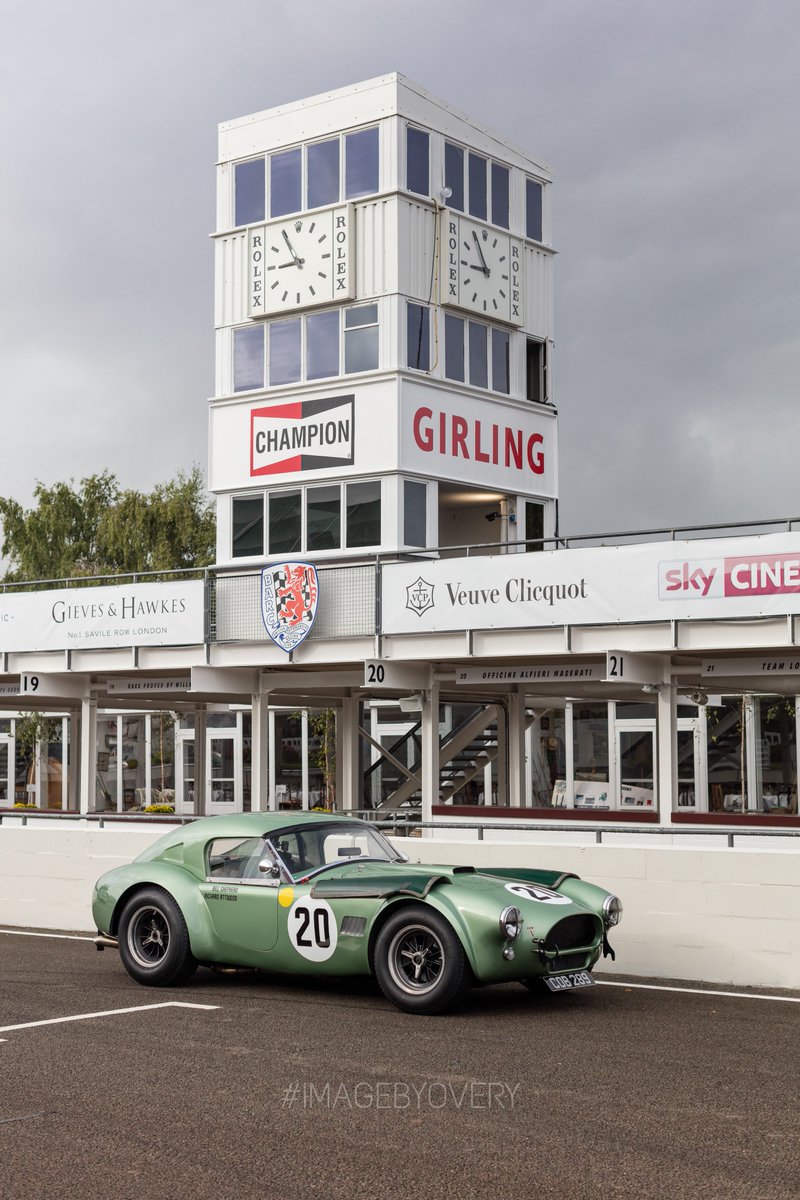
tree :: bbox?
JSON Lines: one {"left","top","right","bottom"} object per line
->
{"left": 0, "top": 467, "right": 215, "bottom": 582}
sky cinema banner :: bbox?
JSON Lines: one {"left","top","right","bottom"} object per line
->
{"left": 382, "top": 534, "right": 800, "bottom": 634}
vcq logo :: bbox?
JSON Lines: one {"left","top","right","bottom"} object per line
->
{"left": 659, "top": 558, "right": 722, "bottom": 600}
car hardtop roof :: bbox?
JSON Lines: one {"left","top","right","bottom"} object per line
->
{"left": 186, "top": 811, "right": 360, "bottom": 839}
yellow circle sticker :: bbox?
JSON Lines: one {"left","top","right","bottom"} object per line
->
{"left": 278, "top": 887, "right": 295, "bottom": 908}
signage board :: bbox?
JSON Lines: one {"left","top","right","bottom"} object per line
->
{"left": 700, "top": 656, "right": 800, "bottom": 678}
{"left": 105, "top": 677, "right": 192, "bottom": 695}
{"left": 0, "top": 581, "right": 205, "bottom": 654}
{"left": 455, "top": 663, "right": 603, "bottom": 685}
{"left": 382, "top": 534, "right": 800, "bottom": 635}
{"left": 363, "top": 660, "right": 432, "bottom": 689}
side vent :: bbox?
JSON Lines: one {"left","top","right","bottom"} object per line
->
{"left": 340, "top": 916, "right": 367, "bottom": 937}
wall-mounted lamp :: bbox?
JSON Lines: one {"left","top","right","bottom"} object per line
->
{"left": 398, "top": 693, "right": 424, "bottom": 713}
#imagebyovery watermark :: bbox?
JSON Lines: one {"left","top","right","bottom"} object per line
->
{"left": 281, "top": 1080, "right": 521, "bottom": 1111}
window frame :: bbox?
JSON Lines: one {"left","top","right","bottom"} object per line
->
{"left": 444, "top": 314, "right": 512, "bottom": 395}
{"left": 232, "top": 479, "right": 385, "bottom": 559}
{"left": 444, "top": 139, "right": 511, "bottom": 230}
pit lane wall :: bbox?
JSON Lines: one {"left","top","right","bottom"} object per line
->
{"left": 1, "top": 822, "right": 798, "bottom": 990}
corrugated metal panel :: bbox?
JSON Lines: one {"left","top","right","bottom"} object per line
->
{"left": 355, "top": 199, "right": 393, "bottom": 299}
{"left": 398, "top": 200, "right": 437, "bottom": 302}
{"left": 215, "top": 233, "right": 250, "bottom": 328}
{"left": 524, "top": 247, "right": 554, "bottom": 341}
{"left": 212, "top": 565, "right": 376, "bottom": 643}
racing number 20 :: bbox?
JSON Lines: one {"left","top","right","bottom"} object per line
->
{"left": 295, "top": 905, "right": 331, "bottom": 948}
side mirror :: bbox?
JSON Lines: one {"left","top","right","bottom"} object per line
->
{"left": 258, "top": 859, "right": 282, "bottom": 879}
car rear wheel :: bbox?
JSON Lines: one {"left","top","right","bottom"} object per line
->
{"left": 117, "top": 888, "right": 197, "bottom": 987}
{"left": 374, "top": 905, "right": 468, "bottom": 1015}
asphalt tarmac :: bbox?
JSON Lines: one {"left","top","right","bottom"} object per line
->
{"left": 1, "top": 930, "right": 799, "bottom": 1200}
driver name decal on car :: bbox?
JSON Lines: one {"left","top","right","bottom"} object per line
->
{"left": 287, "top": 897, "right": 338, "bottom": 962}
{"left": 505, "top": 882, "right": 571, "bottom": 905}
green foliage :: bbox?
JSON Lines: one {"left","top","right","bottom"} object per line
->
{"left": 14, "top": 713, "right": 61, "bottom": 770}
{"left": 0, "top": 467, "right": 215, "bottom": 583}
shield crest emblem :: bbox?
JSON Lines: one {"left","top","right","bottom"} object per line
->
{"left": 260, "top": 562, "right": 319, "bottom": 653}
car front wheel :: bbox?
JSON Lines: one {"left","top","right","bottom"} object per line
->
{"left": 117, "top": 888, "right": 197, "bottom": 987}
{"left": 374, "top": 905, "right": 468, "bottom": 1015}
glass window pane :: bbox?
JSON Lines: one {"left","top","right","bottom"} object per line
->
{"left": 268, "top": 492, "right": 301, "bottom": 554}
{"left": 307, "top": 485, "right": 341, "bottom": 551}
{"left": 525, "top": 502, "right": 544, "bottom": 551}
{"left": 307, "top": 139, "right": 339, "bottom": 209}
{"left": 754, "top": 697, "right": 797, "bottom": 813}
{"left": 491, "top": 327, "right": 509, "bottom": 394}
{"left": 404, "top": 480, "right": 426, "bottom": 547}
{"left": 526, "top": 178, "right": 543, "bottom": 241}
{"left": 306, "top": 311, "right": 339, "bottom": 379}
{"left": 444, "top": 313, "right": 464, "bottom": 381}
{"left": 491, "top": 163, "right": 509, "bottom": 229}
{"left": 345, "top": 304, "right": 377, "bottom": 329}
{"left": 406, "top": 127, "right": 429, "bottom": 196}
{"left": 345, "top": 128, "right": 379, "bottom": 199}
{"left": 232, "top": 496, "right": 264, "bottom": 558}
{"left": 233, "top": 326, "right": 264, "bottom": 392}
{"left": 407, "top": 303, "right": 430, "bottom": 371}
{"left": 345, "top": 326, "right": 378, "bottom": 373}
{"left": 346, "top": 481, "right": 381, "bottom": 548}
{"left": 270, "top": 148, "right": 302, "bottom": 217}
{"left": 526, "top": 339, "right": 544, "bottom": 403}
{"left": 468, "top": 322, "right": 488, "bottom": 388}
{"left": 468, "top": 153, "right": 487, "bottom": 220}
{"left": 268, "top": 319, "right": 301, "bottom": 386}
{"left": 444, "top": 142, "right": 464, "bottom": 211}
{"left": 235, "top": 159, "right": 265, "bottom": 226}
{"left": 573, "top": 705, "right": 609, "bottom": 790}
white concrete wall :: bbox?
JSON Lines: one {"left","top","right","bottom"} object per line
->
{"left": 1, "top": 821, "right": 798, "bottom": 991}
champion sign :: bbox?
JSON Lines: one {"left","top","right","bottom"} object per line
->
{"left": 659, "top": 552, "right": 800, "bottom": 600}
{"left": 250, "top": 395, "right": 354, "bottom": 477}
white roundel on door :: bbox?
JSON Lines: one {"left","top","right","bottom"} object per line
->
{"left": 505, "top": 882, "right": 572, "bottom": 905}
{"left": 287, "top": 898, "right": 338, "bottom": 962}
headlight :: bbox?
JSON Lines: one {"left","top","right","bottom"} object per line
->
{"left": 499, "top": 906, "right": 522, "bottom": 940}
{"left": 602, "top": 895, "right": 623, "bottom": 927}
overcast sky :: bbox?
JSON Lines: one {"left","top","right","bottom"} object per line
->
{"left": 1, "top": 0, "right": 798, "bottom": 537}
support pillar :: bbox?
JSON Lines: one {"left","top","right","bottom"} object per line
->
{"left": 656, "top": 665, "right": 677, "bottom": 826}
{"left": 507, "top": 687, "right": 526, "bottom": 807}
{"left": 78, "top": 696, "right": 97, "bottom": 815}
{"left": 250, "top": 690, "right": 270, "bottom": 812}
{"left": 194, "top": 707, "right": 207, "bottom": 816}
{"left": 68, "top": 713, "right": 80, "bottom": 812}
{"left": 337, "top": 694, "right": 360, "bottom": 811}
{"left": 420, "top": 680, "right": 440, "bottom": 829}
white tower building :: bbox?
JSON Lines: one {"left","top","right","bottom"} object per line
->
{"left": 210, "top": 73, "right": 556, "bottom": 565}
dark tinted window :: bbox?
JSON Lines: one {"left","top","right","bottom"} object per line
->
{"left": 307, "top": 486, "right": 341, "bottom": 551}
{"left": 233, "top": 326, "right": 264, "bottom": 392}
{"left": 468, "top": 321, "right": 488, "bottom": 389}
{"left": 270, "top": 148, "right": 302, "bottom": 217}
{"left": 445, "top": 314, "right": 464, "bottom": 380}
{"left": 232, "top": 497, "right": 264, "bottom": 558}
{"left": 345, "top": 128, "right": 379, "bottom": 198}
{"left": 407, "top": 303, "right": 430, "bottom": 371}
{"left": 468, "top": 153, "right": 487, "bottom": 220}
{"left": 268, "top": 492, "right": 301, "bottom": 554}
{"left": 235, "top": 159, "right": 265, "bottom": 226}
{"left": 404, "top": 480, "right": 427, "bottom": 547}
{"left": 526, "top": 179, "right": 543, "bottom": 241}
{"left": 306, "top": 311, "right": 339, "bottom": 380}
{"left": 346, "top": 481, "right": 381, "bottom": 548}
{"left": 491, "top": 163, "right": 509, "bottom": 229}
{"left": 307, "top": 139, "right": 339, "bottom": 209}
{"left": 491, "top": 328, "right": 510, "bottom": 394}
{"left": 406, "top": 127, "right": 429, "bottom": 196}
{"left": 269, "top": 319, "right": 301, "bottom": 386}
{"left": 444, "top": 142, "right": 464, "bottom": 211}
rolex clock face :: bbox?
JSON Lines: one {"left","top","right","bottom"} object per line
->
{"left": 443, "top": 215, "right": 523, "bottom": 325}
{"left": 249, "top": 205, "right": 353, "bottom": 316}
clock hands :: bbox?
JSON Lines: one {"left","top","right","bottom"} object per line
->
{"left": 471, "top": 230, "right": 490, "bottom": 277}
{"left": 281, "top": 228, "right": 305, "bottom": 268}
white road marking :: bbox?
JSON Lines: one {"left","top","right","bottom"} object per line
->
{"left": 0, "top": 1002, "right": 219, "bottom": 1035}
{"left": 0, "top": 929, "right": 94, "bottom": 941}
{"left": 598, "top": 980, "right": 800, "bottom": 1004}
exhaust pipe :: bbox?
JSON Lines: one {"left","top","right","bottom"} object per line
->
{"left": 93, "top": 934, "right": 118, "bottom": 952}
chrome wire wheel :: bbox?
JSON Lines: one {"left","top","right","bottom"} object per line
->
{"left": 386, "top": 923, "right": 446, "bottom": 996}
{"left": 126, "top": 904, "right": 171, "bottom": 969}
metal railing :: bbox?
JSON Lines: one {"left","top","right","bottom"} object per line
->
{"left": 4, "top": 807, "right": 797, "bottom": 849}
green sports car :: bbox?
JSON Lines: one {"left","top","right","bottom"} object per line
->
{"left": 92, "top": 812, "right": 622, "bottom": 1015}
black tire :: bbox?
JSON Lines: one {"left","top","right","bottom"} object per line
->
{"left": 373, "top": 905, "right": 468, "bottom": 1015}
{"left": 117, "top": 888, "right": 197, "bottom": 987}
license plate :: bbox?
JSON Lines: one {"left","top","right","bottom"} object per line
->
{"left": 544, "top": 970, "right": 595, "bottom": 992}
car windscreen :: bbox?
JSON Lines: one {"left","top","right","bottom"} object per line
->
{"left": 267, "top": 821, "right": 398, "bottom": 878}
